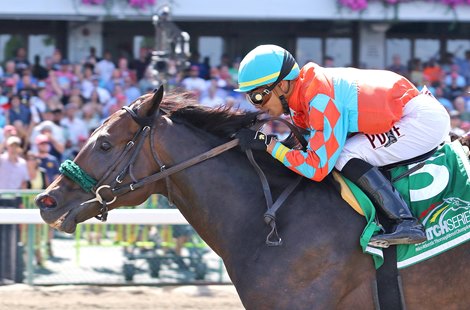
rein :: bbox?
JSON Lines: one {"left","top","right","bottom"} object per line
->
{"left": 60, "top": 107, "right": 306, "bottom": 246}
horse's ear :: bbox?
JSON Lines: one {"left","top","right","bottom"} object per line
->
{"left": 140, "top": 85, "right": 164, "bottom": 117}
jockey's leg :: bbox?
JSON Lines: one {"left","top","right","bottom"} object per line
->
{"left": 335, "top": 89, "right": 451, "bottom": 248}
{"left": 341, "top": 158, "right": 426, "bottom": 248}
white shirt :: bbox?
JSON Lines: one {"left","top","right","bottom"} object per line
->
{"left": 95, "top": 60, "right": 116, "bottom": 82}
{"left": 181, "top": 77, "right": 207, "bottom": 93}
{"left": 60, "top": 117, "right": 89, "bottom": 146}
{"left": 0, "top": 153, "right": 29, "bottom": 189}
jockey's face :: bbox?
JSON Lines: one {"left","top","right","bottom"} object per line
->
{"left": 255, "top": 80, "right": 290, "bottom": 117}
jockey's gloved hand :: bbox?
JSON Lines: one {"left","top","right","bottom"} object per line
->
{"left": 236, "top": 128, "right": 276, "bottom": 151}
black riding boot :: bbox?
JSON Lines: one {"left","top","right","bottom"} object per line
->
{"left": 341, "top": 159, "right": 427, "bottom": 248}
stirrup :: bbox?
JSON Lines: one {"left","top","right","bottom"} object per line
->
{"left": 368, "top": 239, "right": 391, "bottom": 249}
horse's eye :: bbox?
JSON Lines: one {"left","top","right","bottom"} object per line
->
{"left": 100, "top": 142, "right": 112, "bottom": 151}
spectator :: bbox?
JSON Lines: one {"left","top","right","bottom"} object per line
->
{"left": 387, "top": 54, "right": 408, "bottom": 77}
{"left": 13, "top": 47, "right": 31, "bottom": 76}
{"left": 31, "top": 120, "right": 65, "bottom": 161}
{"left": 95, "top": 51, "right": 115, "bottom": 83}
{"left": 60, "top": 103, "right": 88, "bottom": 151}
{"left": 31, "top": 54, "right": 49, "bottom": 81}
{"left": 0, "top": 136, "right": 29, "bottom": 189}
{"left": 26, "top": 151, "right": 46, "bottom": 190}
{"left": 116, "top": 56, "right": 134, "bottom": 82}
{"left": 449, "top": 110, "right": 466, "bottom": 137}
{"left": 0, "top": 125, "right": 17, "bottom": 153}
{"left": 409, "top": 58, "right": 424, "bottom": 88}
{"left": 52, "top": 59, "right": 75, "bottom": 104}
{"left": 123, "top": 75, "right": 141, "bottom": 103}
{"left": 423, "top": 58, "right": 444, "bottom": 84}
{"left": 34, "top": 134, "right": 60, "bottom": 185}
{"left": 434, "top": 85, "right": 454, "bottom": 111}
{"left": 89, "top": 75, "right": 111, "bottom": 105}
{"left": 181, "top": 65, "right": 206, "bottom": 100}
{"left": 453, "top": 96, "right": 470, "bottom": 122}
{"left": 29, "top": 82, "right": 49, "bottom": 121}
{"left": 82, "top": 103, "right": 101, "bottom": 133}
{"left": 200, "top": 81, "right": 225, "bottom": 108}
{"left": 138, "top": 67, "right": 155, "bottom": 94}
{"left": 6, "top": 94, "right": 33, "bottom": 132}
{"left": 104, "top": 69, "right": 125, "bottom": 94}
{"left": 17, "top": 67, "right": 37, "bottom": 89}
{"left": 80, "top": 63, "right": 96, "bottom": 99}
{"left": 132, "top": 47, "right": 150, "bottom": 81}
{"left": 444, "top": 64, "right": 466, "bottom": 89}
{"left": 107, "top": 93, "right": 128, "bottom": 116}
{"left": 204, "top": 66, "right": 227, "bottom": 98}
{"left": 3, "top": 60, "right": 20, "bottom": 93}
{"left": 51, "top": 48, "right": 63, "bottom": 71}
{"left": 456, "top": 50, "right": 470, "bottom": 85}
{"left": 84, "top": 46, "right": 100, "bottom": 66}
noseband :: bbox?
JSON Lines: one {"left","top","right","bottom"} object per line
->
{"left": 60, "top": 106, "right": 239, "bottom": 221}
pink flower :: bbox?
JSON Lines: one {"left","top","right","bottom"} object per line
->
{"left": 82, "top": 0, "right": 156, "bottom": 8}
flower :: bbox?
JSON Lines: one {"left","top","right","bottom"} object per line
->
{"left": 338, "top": 0, "right": 470, "bottom": 11}
{"left": 81, "top": 0, "right": 156, "bottom": 9}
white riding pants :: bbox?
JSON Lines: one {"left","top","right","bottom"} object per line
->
{"left": 335, "top": 89, "right": 450, "bottom": 171}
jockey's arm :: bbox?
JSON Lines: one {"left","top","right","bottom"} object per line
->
{"left": 267, "top": 97, "right": 349, "bottom": 182}
{"left": 267, "top": 129, "right": 331, "bottom": 181}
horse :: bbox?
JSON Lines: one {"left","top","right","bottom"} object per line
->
{"left": 36, "top": 87, "right": 470, "bottom": 309}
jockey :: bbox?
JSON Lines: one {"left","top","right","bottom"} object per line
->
{"left": 235, "top": 44, "right": 451, "bottom": 248}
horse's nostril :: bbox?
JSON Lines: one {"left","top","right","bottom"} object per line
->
{"left": 35, "top": 193, "right": 57, "bottom": 210}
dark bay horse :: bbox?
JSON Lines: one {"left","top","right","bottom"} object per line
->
{"left": 36, "top": 88, "right": 470, "bottom": 309}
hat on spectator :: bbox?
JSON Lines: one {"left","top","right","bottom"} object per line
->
{"left": 3, "top": 125, "right": 17, "bottom": 136}
{"left": 60, "top": 59, "right": 70, "bottom": 65}
{"left": 39, "top": 120, "right": 54, "bottom": 132}
{"left": 6, "top": 136, "right": 21, "bottom": 146}
{"left": 35, "top": 134, "right": 49, "bottom": 145}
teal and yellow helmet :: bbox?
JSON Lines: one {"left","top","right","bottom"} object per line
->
{"left": 235, "top": 44, "right": 300, "bottom": 93}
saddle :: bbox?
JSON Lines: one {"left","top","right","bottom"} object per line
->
{"left": 336, "top": 139, "right": 470, "bottom": 269}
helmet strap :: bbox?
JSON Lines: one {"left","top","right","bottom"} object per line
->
{"left": 277, "top": 80, "right": 291, "bottom": 115}
{"left": 279, "top": 95, "right": 290, "bottom": 115}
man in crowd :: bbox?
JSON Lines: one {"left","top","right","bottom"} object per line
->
{"left": 0, "top": 136, "right": 29, "bottom": 189}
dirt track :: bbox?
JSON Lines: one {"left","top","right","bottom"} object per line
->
{"left": 0, "top": 284, "right": 244, "bottom": 310}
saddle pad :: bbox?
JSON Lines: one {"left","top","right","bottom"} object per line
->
{"left": 336, "top": 140, "right": 470, "bottom": 269}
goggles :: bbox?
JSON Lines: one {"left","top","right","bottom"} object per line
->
{"left": 247, "top": 88, "right": 273, "bottom": 107}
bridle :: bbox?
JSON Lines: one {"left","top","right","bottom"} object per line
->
{"left": 61, "top": 105, "right": 239, "bottom": 221}
{"left": 60, "top": 103, "right": 307, "bottom": 246}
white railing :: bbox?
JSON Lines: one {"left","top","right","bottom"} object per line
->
{"left": 0, "top": 209, "right": 188, "bottom": 225}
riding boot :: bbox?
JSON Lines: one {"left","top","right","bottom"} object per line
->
{"left": 341, "top": 159, "right": 427, "bottom": 248}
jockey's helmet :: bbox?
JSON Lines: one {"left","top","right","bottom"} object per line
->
{"left": 235, "top": 44, "right": 300, "bottom": 93}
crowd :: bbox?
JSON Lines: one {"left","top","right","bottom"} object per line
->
{"left": 0, "top": 46, "right": 469, "bottom": 191}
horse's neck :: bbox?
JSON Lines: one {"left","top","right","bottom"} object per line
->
{"left": 158, "top": 134, "right": 269, "bottom": 258}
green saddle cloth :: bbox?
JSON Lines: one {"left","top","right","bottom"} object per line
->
{"left": 345, "top": 140, "right": 470, "bottom": 269}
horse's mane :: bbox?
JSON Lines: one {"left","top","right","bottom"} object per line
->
{"left": 149, "top": 92, "right": 301, "bottom": 183}
{"left": 159, "top": 92, "right": 261, "bottom": 138}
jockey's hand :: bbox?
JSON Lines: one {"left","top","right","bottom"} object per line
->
{"left": 236, "top": 128, "right": 275, "bottom": 151}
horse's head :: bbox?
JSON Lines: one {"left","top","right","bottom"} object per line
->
{"left": 35, "top": 87, "right": 167, "bottom": 233}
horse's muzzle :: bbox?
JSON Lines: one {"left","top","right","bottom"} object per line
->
{"left": 35, "top": 192, "right": 58, "bottom": 210}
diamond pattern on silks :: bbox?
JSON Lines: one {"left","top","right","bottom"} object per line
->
{"left": 282, "top": 95, "right": 345, "bottom": 181}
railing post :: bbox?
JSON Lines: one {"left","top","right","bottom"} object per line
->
{"left": 26, "top": 224, "right": 35, "bottom": 285}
